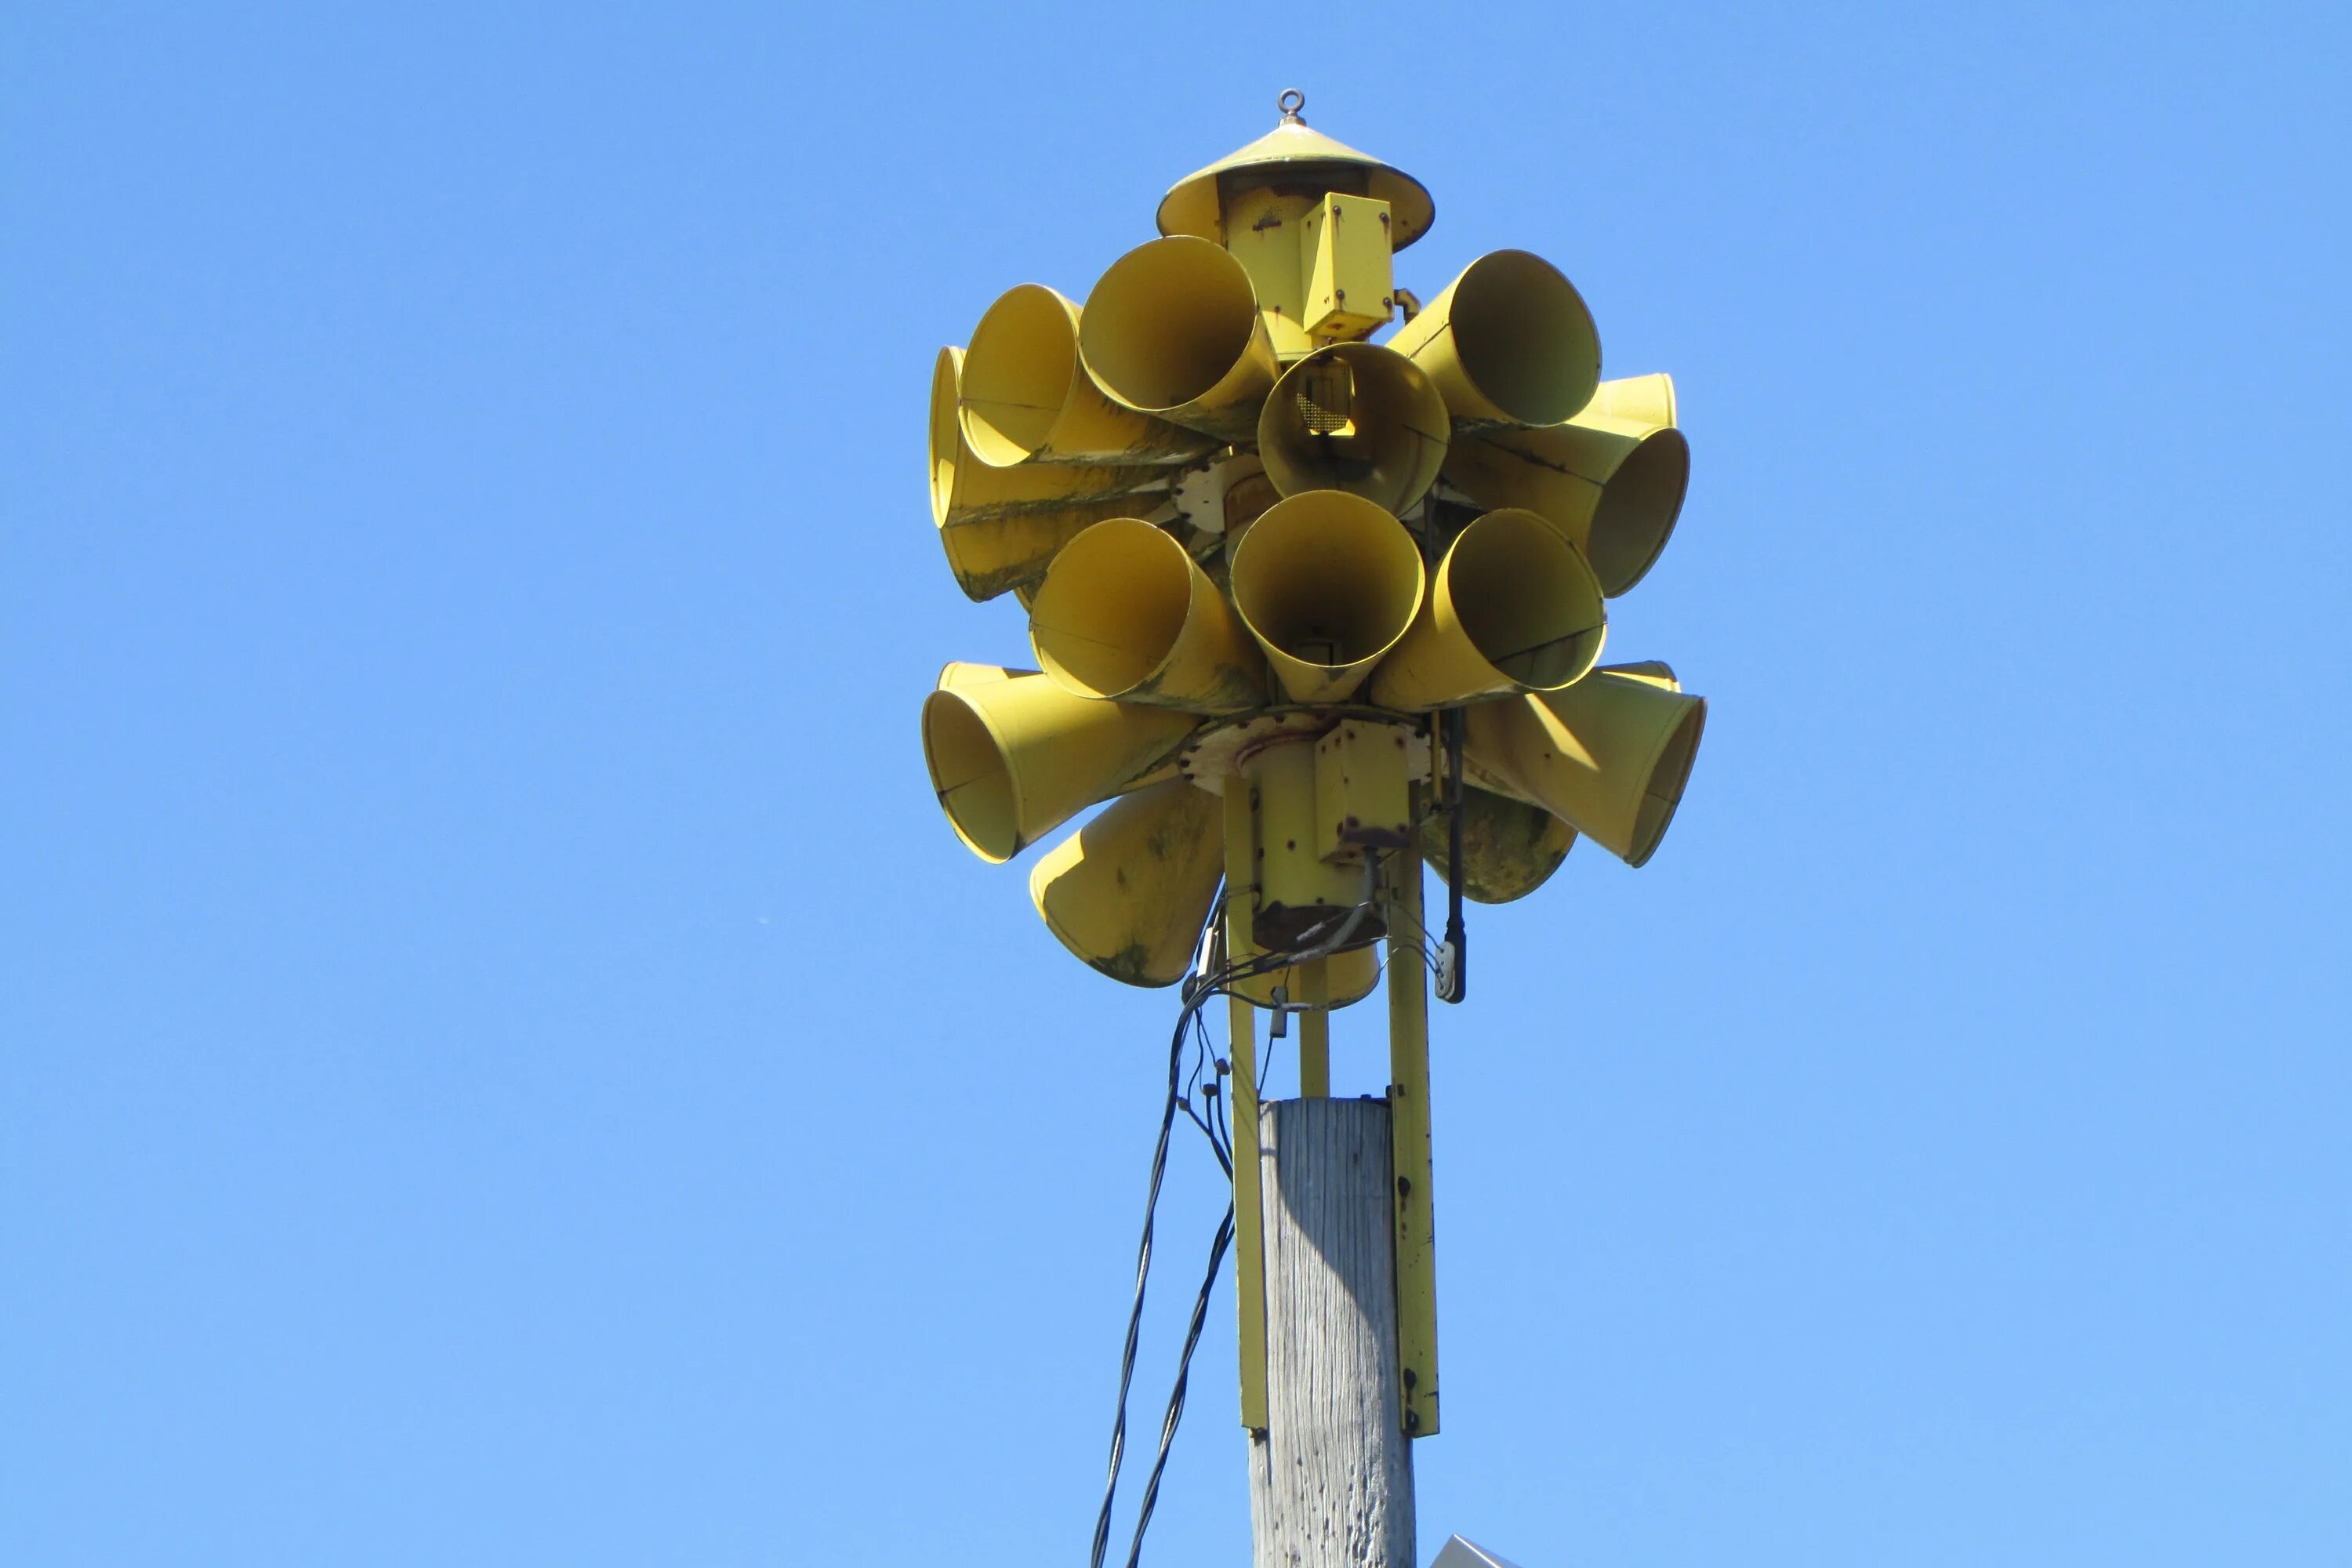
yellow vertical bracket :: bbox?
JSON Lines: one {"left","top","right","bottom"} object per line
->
{"left": 1298, "top": 959, "right": 1330, "bottom": 1098}
{"left": 1223, "top": 777, "right": 1269, "bottom": 1432}
{"left": 1386, "top": 832, "right": 1439, "bottom": 1436}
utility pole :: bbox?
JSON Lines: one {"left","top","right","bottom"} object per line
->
{"left": 919, "top": 92, "right": 1710, "bottom": 1568}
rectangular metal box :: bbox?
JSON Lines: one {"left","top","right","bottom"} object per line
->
{"left": 1301, "top": 194, "right": 1396, "bottom": 343}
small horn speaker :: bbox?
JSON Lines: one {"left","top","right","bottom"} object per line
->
{"left": 1439, "top": 373, "right": 1690, "bottom": 596}
{"left": 1029, "top": 517, "right": 1265, "bottom": 714}
{"left": 1258, "top": 343, "right": 1449, "bottom": 514}
{"left": 958, "top": 285, "right": 1214, "bottom": 466}
{"left": 1029, "top": 779, "right": 1223, "bottom": 986}
{"left": 1461, "top": 663, "right": 1706, "bottom": 867}
{"left": 1369, "top": 508, "right": 1606, "bottom": 710}
{"left": 1229, "top": 490, "right": 1426, "bottom": 703}
{"left": 920, "top": 666, "right": 1201, "bottom": 863}
{"left": 1079, "top": 236, "right": 1279, "bottom": 444}
{"left": 1385, "top": 249, "right": 1601, "bottom": 430}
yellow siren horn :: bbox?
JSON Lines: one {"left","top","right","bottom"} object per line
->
{"left": 931, "top": 349, "right": 1171, "bottom": 601}
{"left": 1029, "top": 517, "right": 1266, "bottom": 714}
{"left": 1029, "top": 779, "right": 1224, "bottom": 987}
{"left": 1369, "top": 507, "right": 1607, "bottom": 710}
{"left": 920, "top": 663, "right": 1202, "bottom": 864}
{"left": 1258, "top": 343, "right": 1450, "bottom": 514}
{"left": 959, "top": 285, "right": 1216, "bottom": 467}
{"left": 1440, "top": 373, "right": 1690, "bottom": 596}
{"left": 1461, "top": 662, "right": 1706, "bottom": 867}
{"left": 1079, "top": 236, "right": 1280, "bottom": 444}
{"left": 1229, "top": 490, "right": 1425, "bottom": 703}
{"left": 1386, "top": 249, "right": 1601, "bottom": 430}
{"left": 1419, "top": 784, "right": 1576, "bottom": 905}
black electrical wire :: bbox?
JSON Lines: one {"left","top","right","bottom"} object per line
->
{"left": 1091, "top": 877, "right": 1385, "bottom": 1568}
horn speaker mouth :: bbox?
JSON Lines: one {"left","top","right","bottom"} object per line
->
{"left": 1424, "top": 249, "right": 1601, "bottom": 428}
{"left": 1030, "top": 518, "right": 1193, "bottom": 700}
{"left": 1080, "top": 238, "right": 1260, "bottom": 416}
{"left": 921, "top": 689, "right": 1020, "bottom": 863}
{"left": 959, "top": 285, "right": 1081, "bottom": 467}
{"left": 1229, "top": 491, "right": 1425, "bottom": 701}
{"left": 1446, "top": 509, "right": 1607, "bottom": 691}
{"left": 1258, "top": 343, "right": 1450, "bottom": 513}
{"left": 1586, "top": 426, "right": 1690, "bottom": 595}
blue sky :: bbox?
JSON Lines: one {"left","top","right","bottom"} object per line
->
{"left": 5, "top": 3, "right": 2347, "bottom": 1564}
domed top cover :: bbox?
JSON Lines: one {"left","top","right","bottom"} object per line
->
{"left": 1156, "top": 96, "right": 1435, "bottom": 251}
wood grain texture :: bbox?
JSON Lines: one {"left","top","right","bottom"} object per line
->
{"left": 1247, "top": 1098, "right": 1415, "bottom": 1568}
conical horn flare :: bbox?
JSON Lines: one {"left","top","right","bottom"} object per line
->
{"left": 1029, "top": 517, "right": 1265, "bottom": 714}
{"left": 1229, "top": 490, "right": 1425, "bottom": 703}
{"left": 1439, "top": 373, "right": 1689, "bottom": 596}
{"left": 1258, "top": 343, "right": 1450, "bottom": 513}
{"left": 1029, "top": 779, "right": 1224, "bottom": 987}
{"left": 920, "top": 668, "right": 1201, "bottom": 864}
{"left": 1368, "top": 507, "right": 1606, "bottom": 711}
{"left": 931, "top": 349, "right": 1168, "bottom": 528}
{"left": 958, "top": 286, "right": 1216, "bottom": 467}
{"left": 1418, "top": 784, "right": 1575, "bottom": 905}
{"left": 1079, "top": 237, "right": 1279, "bottom": 444}
{"left": 1385, "top": 249, "right": 1601, "bottom": 430}
{"left": 1227, "top": 941, "right": 1381, "bottom": 1011}
{"left": 1461, "top": 663, "right": 1705, "bottom": 868}
{"left": 932, "top": 350, "right": 1171, "bottom": 601}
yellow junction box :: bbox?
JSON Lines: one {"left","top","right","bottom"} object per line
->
{"left": 1300, "top": 194, "right": 1395, "bottom": 343}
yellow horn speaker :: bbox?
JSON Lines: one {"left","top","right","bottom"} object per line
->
{"left": 1079, "top": 236, "right": 1280, "bottom": 444}
{"left": 1369, "top": 507, "right": 1607, "bottom": 710}
{"left": 958, "top": 285, "right": 1216, "bottom": 467}
{"left": 1385, "top": 249, "right": 1601, "bottom": 430}
{"left": 1229, "top": 490, "right": 1425, "bottom": 702}
{"left": 920, "top": 664, "right": 1202, "bottom": 863}
{"left": 1029, "top": 779, "right": 1224, "bottom": 986}
{"left": 1461, "top": 663, "right": 1707, "bottom": 867}
{"left": 931, "top": 349, "right": 1170, "bottom": 601}
{"left": 1439, "top": 373, "right": 1689, "bottom": 596}
{"left": 1029, "top": 517, "right": 1265, "bottom": 714}
{"left": 1419, "top": 784, "right": 1576, "bottom": 905}
{"left": 1258, "top": 343, "right": 1450, "bottom": 513}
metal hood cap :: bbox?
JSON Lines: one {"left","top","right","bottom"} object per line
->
{"left": 1156, "top": 91, "right": 1435, "bottom": 251}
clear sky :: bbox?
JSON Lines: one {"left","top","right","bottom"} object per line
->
{"left": 5, "top": 3, "right": 2347, "bottom": 1564}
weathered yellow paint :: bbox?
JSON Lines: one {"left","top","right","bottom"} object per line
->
{"left": 1439, "top": 373, "right": 1690, "bottom": 597}
{"left": 1385, "top": 841, "right": 1439, "bottom": 1436}
{"left": 929, "top": 349, "right": 1171, "bottom": 601}
{"left": 1243, "top": 736, "right": 1370, "bottom": 950}
{"left": 1027, "top": 518, "right": 1265, "bottom": 715}
{"left": 1462, "top": 664, "right": 1707, "bottom": 867}
{"left": 1229, "top": 490, "right": 1425, "bottom": 703}
{"left": 1224, "top": 779, "right": 1269, "bottom": 1432}
{"left": 920, "top": 668, "right": 1200, "bottom": 863}
{"left": 1298, "top": 960, "right": 1330, "bottom": 1098}
{"left": 1300, "top": 193, "right": 1395, "bottom": 341}
{"left": 1368, "top": 508, "right": 1607, "bottom": 711}
{"left": 1420, "top": 783, "right": 1577, "bottom": 906}
{"left": 1155, "top": 100, "right": 1434, "bottom": 252}
{"left": 1028, "top": 779, "right": 1224, "bottom": 987}
{"left": 1258, "top": 344, "right": 1447, "bottom": 514}
{"left": 959, "top": 285, "right": 1216, "bottom": 468}
{"left": 1314, "top": 718, "right": 1414, "bottom": 863}
{"left": 1386, "top": 250, "right": 1601, "bottom": 430}
{"left": 1079, "top": 237, "right": 1279, "bottom": 445}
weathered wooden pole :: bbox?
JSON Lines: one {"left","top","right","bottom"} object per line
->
{"left": 1247, "top": 1095, "right": 1416, "bottom": 1568}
